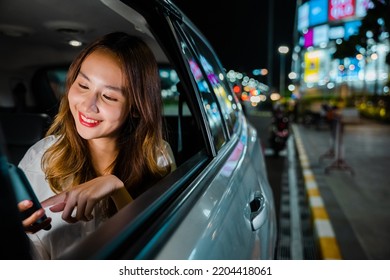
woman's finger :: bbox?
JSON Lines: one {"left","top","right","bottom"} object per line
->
{"left": 21, "top": 208, "right": 45, "bottom": 228}
{"left": 17, "top": 200, "right": 33, "bottom": 212}
{"left": 41, "top": 192, "right": 67, "bottom": 208}
{"left": 25, "top": 217, "right": 52, "bottom": 234}
{"left": 49, "top": 202, "right": 66, "bottom": 213}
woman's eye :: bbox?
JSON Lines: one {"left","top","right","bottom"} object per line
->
{"left": 78, "top": 83, "right": 88, "bottom": 90}
{"left": 103, "top": 94, "right": 117, "bottom": 102}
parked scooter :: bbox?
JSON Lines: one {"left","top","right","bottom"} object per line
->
{"left": 269, "top": 106, "right": 289, "bottom": 156}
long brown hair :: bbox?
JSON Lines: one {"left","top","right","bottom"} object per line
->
{"left": 42, "top": 32, "right": 170, "bottom": 213}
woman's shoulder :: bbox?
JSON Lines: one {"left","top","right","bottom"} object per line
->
{"left": 18, "top": 135, "right": 58, "bottom": 171}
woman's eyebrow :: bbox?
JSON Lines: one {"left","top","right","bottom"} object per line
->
{"left": 78, "top": 70, "right": 123, "bottom": 93}
{"left": 79, "top": 71, "right": 90, "bottom": 81}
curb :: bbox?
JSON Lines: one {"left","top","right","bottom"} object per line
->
{"left": 291, "top": 124, "right": 342, "bottom": 260}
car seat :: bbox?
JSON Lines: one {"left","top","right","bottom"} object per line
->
{"left": 0, "top": 113, "right": 51, "bottom": 165}
{"left": 31, "top": 68, "right": 61, "bottom": 119}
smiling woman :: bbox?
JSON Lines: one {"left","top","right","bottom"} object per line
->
{"left": 17, "top": 32, "right": 176, "bottom": 259}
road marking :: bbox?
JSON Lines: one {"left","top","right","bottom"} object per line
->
{"left": 287, "top": 135, "right": 303, "bottom": 259}
{"left": 292, "top": 124, "right": 342, "bottom": 260}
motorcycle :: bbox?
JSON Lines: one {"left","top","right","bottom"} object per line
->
{"left": 269, "top": 108, "right": 289, "bottom": 156}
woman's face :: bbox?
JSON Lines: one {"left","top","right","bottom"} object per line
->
{"left": 68, "top": 49, "right": 127, "bottom": 142}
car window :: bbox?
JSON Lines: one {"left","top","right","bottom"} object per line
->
{"left": 32, "top": 65, "right": 204, "bottom": 167}
{"left": 158, "top": 66, "right": 205, "bottom": 165}
{"left": 181, "top": 25, "right": 240, "bottom": 137}
{"left": 173, "top": 30, "right": 227, "bottom": 151}
{"left": 159, "top": 67, "right": 191, "bottom": 117}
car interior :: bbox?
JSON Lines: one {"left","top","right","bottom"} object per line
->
{"left": 0, "top": 0, "right": 206, "bottom": 166}
{"left": 0, "top": 0, "right": 212, "bottom": 258}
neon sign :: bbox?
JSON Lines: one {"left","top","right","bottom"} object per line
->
{"left": 329, "top": 0, "right": 355, "bottom": 21}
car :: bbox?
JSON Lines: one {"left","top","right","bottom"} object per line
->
{"left": 0, "top": 0, "right": 276, "bottom": 259}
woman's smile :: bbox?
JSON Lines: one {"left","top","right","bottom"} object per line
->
{"left": 78, "top": 112, "right": 101, "bottom": 128}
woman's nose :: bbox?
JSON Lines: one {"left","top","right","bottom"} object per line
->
{"left": 81, "top": 92, "right": 99, "bottom": 113}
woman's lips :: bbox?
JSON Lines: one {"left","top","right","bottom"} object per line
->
{"left": 79, "top": 112, "right": 101, "bottom": 127}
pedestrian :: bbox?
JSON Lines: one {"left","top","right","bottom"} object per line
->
{"left": 16, "top": 32, "right": 176, "bottom": 259}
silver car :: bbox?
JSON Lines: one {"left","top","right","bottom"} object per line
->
{"left": 0, "top": 0, "right": 276, "bottom": 259}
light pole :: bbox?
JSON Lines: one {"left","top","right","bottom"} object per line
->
{"left": 278, "top": 46, "right": 289, "bottom": 96}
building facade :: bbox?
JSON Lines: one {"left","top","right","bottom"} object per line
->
{"left": 292, "top": 0, "right": 389, "bottom": 103}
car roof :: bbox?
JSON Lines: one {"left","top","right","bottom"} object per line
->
{"left": 0, "top": 0, "right": 180, "bottom": 71}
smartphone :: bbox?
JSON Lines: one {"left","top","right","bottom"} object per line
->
{"left": 8, "top": 163, "right": 51, "bottom": 230}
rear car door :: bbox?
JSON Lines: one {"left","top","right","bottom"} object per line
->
{"left": 153, "top": 14, "right": 277, "bottom": 259}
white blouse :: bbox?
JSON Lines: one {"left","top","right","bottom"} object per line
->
{"left": 18, "top": 135, "right": 176, "bottom": 259}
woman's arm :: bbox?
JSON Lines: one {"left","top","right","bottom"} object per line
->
{"left": 41, "top": 174, "right": 133, "bottom": 223}
{"left": 110, "top": 180, "right": 133, "bottom": 210}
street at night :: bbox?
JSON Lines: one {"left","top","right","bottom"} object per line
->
{"left": 247, "top": 105, "right": 390, "bottom": 259}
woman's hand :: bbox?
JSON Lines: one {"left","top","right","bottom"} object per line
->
{"left": 18, "top": 200, "right": 52, "bottom": 233}
{"left": 41, "top": 175, "right": 132, "bottom": 223}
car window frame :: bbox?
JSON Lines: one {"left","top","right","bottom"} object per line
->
{"left": 179, "top": 24, "right": 241, "bottom": 138}
{"left": 171, "top": 23, "right": 230, "bottom": 150}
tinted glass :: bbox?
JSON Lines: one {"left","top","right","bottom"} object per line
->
{"left": 178, "top": 40, "right": 226, "bottom": 150}
{"left": 182, "top": 25, "right": 240, "bottom": 136}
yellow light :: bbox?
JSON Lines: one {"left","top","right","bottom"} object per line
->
{"left": 270, "top": 93, "right": 281, "bottom": 101}
{"left": 356, "top": 54, "right": 363, "bottom": 60}
{"left": 260, "top": 69, "right": 268, "bottom": 75}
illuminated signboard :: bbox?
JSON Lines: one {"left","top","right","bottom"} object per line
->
{"left": 309, "top": 0, "right": 328, "bottom": 27}
{"left": 344, "top": 20, "right": 362, "bottom": 39}
{"left": 298, "top": 2, "right": 309, "bottom": 31}
{"left": 313, "top": 24, "right": 329, "bottom": 46}
{"left": 355, "top": 0, "right": 370, "bottom": 17}
{"left": 329, "top": 0, "right": 356, "bottom": 21}
{"left": 304, "top": 51, "right": 321, "bottom": 83}
{"left": 329, "top": 26, "right": 345, "bottom": 39}
{"left": 304, "top": 29, "right": 314, "bottom": 48}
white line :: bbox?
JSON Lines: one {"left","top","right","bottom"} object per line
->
{"left": 309, "top": 196, "right": 324, "bottom": 207}
{"left": 288, "top": 135, "right": 304, "bottom": 259}
{"left": 315, "top": 220, "right": 336, "bottom": 237}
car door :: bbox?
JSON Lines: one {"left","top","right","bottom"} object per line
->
{"left": 153, "top": 15, "right": 277, "bottom": 259}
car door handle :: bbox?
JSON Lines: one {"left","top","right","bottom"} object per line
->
{"left": 249, "top": 194, "right": 267, "bottom": 231}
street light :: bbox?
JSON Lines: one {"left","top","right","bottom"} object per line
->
{"left": 278, "top": 46, "right": 289, "bottom": 96}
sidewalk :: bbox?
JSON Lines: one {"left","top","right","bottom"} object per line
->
{"left": 292, "top": 119, "right": 390, "bottom": 260}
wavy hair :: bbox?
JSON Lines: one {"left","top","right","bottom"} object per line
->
{"left": 42, "top": 32, "right": 170, "bottom": 214}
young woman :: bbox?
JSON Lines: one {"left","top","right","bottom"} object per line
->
{"left": 17, "top": 32, "right": 176, "bottom": 259}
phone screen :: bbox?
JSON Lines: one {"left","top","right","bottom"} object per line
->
{"left": 8, "top": 164, "right": 51, "bottom": 230}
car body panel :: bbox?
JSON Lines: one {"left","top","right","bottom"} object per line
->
{"left": 156, "top": 118, "right": 276, "bottom": 259}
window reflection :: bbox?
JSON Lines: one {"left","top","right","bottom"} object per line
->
{"left": 181, "top": 41, "right": 226, "bottom": 150}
